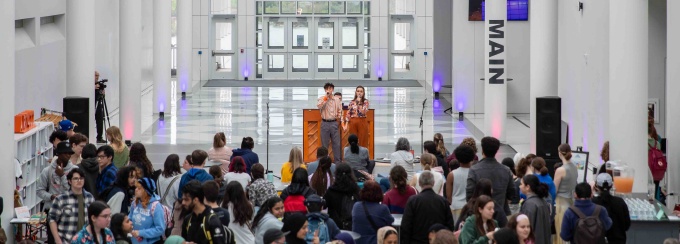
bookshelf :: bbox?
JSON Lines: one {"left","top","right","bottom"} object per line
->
{"left": 15, "top": 122, "right": 54, "bottom": 214}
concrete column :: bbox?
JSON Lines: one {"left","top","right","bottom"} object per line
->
{"left": 154, "top": 0, "right": 171, "bottom": 114}
{"left": 0, "top": 1, "right": 15, "bottom": 242}
{"left": 120, "top": 0, "right": 142, "bottom": 141}
{"left": 177, "top": 0, "right": 193, "bottom": 93}
{"left": 66, "top": 0, "right": 96, "bottom": 141}
{"left": 609, "top": 0, "right": 648, "bottom": 193}
{"left": 666, "top": 0, "right": 680, "bottom": 201}
{"left": 529, "top": 0, "right": 558, "bottom": 153}
{"left": 484, "top": 0, "right": 507, "bottom": 142}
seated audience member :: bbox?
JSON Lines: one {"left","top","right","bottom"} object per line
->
{"left": 424, "top": 140, "right": 449, "bottom": 178}
{"left": 282, "top": 212, "right": 318, "bottom": 244}
{"left": 391, "top": 137, "right": 415, "bottom": 179}
{"left": 224, "top": 156, "right": 251, "bottom": 190}
{"left": 231, "top": 136, "right": 259, "bottom": 173}
{"left": 433, "top": 229, "right": 458, "bottom": 244}
{"left": 459, "top": 195, "right": 497, "bottom": 244}
{"left": 282, "top": 147, "right": 307, "bottom": 183}
{"left": 309, "top": 156, "right": 334, "bottom": 196}
{"left": 252, "top": 197, "right": 285, "bottom": 244}
{"left": 209, "top": 165, "right": 228, "bottom": 202}
{"left": 382, "top": 165, "right": 417, "bottom": 214}
{"left": 343, "top": 134, "right": 372, "bottom": 173}
{"left": 178, "top": 149, "right": 214, "bottom": 199}
{"left": 401, "top": 171, "right": 454, "bottom": 244}
{"left": 307, "top": 146, "right": 336, "bottom": 176}
{"left": 592, "top": 173, "right": 631, "bottom": 244}
{"left": 305, "top": 194, "right": 341, "bottom": 244}
{"left": 281, "top": 168, "right": 317, "bottom": 217}
{"left": 428, "top": 224, "right": 449, "bottom": 243}
{"left": 324, "top": 163, "right": 360, "bottom": 230}
{"left": 377, "top": 226, "right": 399, "bottom": 244}
{"left": 263, "top": 229, "right": 287, "bottom": 244}
{"left": 247, "top": 163, "right": 277, "bottom": 208}
{"left": 208, "top": 132, "right": 232, "bottom": 174}
{"left": 560, "top": 182, "right": 612, "bottom": 243}
{"left": 410, "top": 153, "right": 444, "bottom": 194}
{"left": 352, "top": 181, "right": 394, "bottom": 244}
{"left": 446, "top": 145, "right": 475, "bottom": 223}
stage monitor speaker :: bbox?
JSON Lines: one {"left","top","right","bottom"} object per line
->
{"left": 63, "top": 97, "right": 90, "bottom": 137}
{"left": 536, "top": 96, "right": 561, "bottom": 159}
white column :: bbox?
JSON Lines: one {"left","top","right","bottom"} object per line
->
{"left": 666, "top": 0, "right": 680, "bottom": 202}
{"left": 153, "top": 0, "right": 171, "bottom": 114}
{"left": 0, "top": 1, "right": 15, "bottom": 243}
{"left": 120, "top": 0, "right": 142, "bottom": 141}
{"left": 529, "top": 0, "right": 558, "bottom": 153}
{"left": 484, "top": 0, "right": 507, "bottom": 142}
{"left": 66, "top": 0, "right": 96, "bottom": 141}
{"left": 177, "top": 0, "right": 193, "bottom": 93}
{"left": 609, "top": 0, "right": 648, "bottom": 193}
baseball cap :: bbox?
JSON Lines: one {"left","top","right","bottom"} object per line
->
{"left": 55, "top": 141, "right": 75, "bottom": 154}
{"left": 263, "top": 229, "right": 288, "bottom": 244}
{"left": 596, "top": 173, "right": 613, "bottom": 188}
{"left": 58, "top": 120, "right": 74, "bottom": 131}
{"left": 304, "top": 194, "right": 325, "bottom": 206}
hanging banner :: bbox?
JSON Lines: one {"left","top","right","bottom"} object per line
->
{"left": 484, "top": 0, "right": 508, "bottom": 142}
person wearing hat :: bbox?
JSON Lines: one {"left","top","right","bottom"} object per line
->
{"left": 282, "top": 212, "right": 319, "bottom": 244}
{"left": 59, "top": 119, "right": 76, "bottom": 138}
{"left": 38, "top": 141, "right": 80, "bottom": 244}
{"left": 334, "top": 232, "right": 356, "bottom": 244}
{"left": 305, "top": 194, "right": 341, "bottom": 244}
{"left": 128, "top": 177, "right": 166, "bottom": 244}
{"left": 263, "top": 229, "right": 287, "bottom": 244}
{"left": 592, "top": 173, "right": 631, "bottom": 244}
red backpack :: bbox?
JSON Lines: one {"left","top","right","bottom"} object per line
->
{"left": 284, "top": 194, "right": 308, "bottom": 215}
{"left": 648, "top": 140, "right": 667, "bottom": 181}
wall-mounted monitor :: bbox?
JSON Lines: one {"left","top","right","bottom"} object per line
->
{"left": 469, "top": 0, "right": 529, "bottom": 21}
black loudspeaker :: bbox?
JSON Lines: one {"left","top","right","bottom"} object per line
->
{"left": 63, "top": 97, "right": 90, "bottom": 137}
{"left": 536, "top": 96, "right": 561, "bottom": 159}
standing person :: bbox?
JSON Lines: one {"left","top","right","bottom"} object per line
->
{"left": 231, "top": 136, "right": 259, "bottom": 173}
{"left": 324, "top": 163, "right": 360, "bottom": 230}
{"left": 208, "top": 132, "right": 232, "bottom": 174}
{"left": 106, "top": 126, "right": 130, "bottom": 169}
{"left": 518, "top": 174, "right": 551, "bottom": 244}
{"left": 317, "top": 82, "right": 343, "bottom": 162}
{"left": 110, "top": 213, "right": 133, "bottom": 244}
{"left": 252, "top": 197, "right": 285, "bottom": 244}
{"left": 157, "top": 154, "right": 183, "bottom": 211}
{"left": 103, "top": 166, "right": 137, "bottom": 215}
{"left": 307, "top": 146, "right": 336, "bottom": 177}
{"left": 465, "top": 136, "right": 515, "bottom": 227}
{"left": 424, "top": 141, "right": 449, "bottom": 180}
{"left": 247, "top": 163, "right": 277, "bottom": 208}
{"left": 178, "top": 150, "right": 214, "bottom": 199}
{"left": 559, "top": 183, "right": 612, "bottom": 243}
{"left": 94, "top": 71, "right": 106, "bottom": 143}
{"left": 447, "top": 137, "right": 479, "bottom": 165}
{"left": 391, "top": 137, "right": 415, "bottom": 180}
{"left": 433, "top": 133, "right": 450, "bottom": 158}
{"left": 352, "top": 181, "right": 394, "bottom": 244}
{"left": 401, "top": 171, "right": 454, "bottom": 244}
{"left": 180, "top": 181, "right": 229, "bottom": 244}
{"left": 410, "top": 153, "right": 444, "bottom": 194}
{"left": 50, "top": 130, "right": 69, "bottom": 156}
{"left": 49, "top": 168, "right": 95, "bottom": 244}
{"left": 224, "top": 156, "right": 251, "bottom": 190}
{"left": 95, "top": 145, "right": 118, "bottom": 199}
{"left": 342, "top": 86, "right": 370, "bottom": 148}
{"left": 128, "top": 178, "right": 165, "bottom": 244}
{"left": 128, "top": 143, "right": 154, "bottom": 180}
{"left": 383, "top": 165, "right": 417, "bottom": 214}
{"left": 221, "top": 181, "right": 256, "bottom": 244}
{"left": 343, "top": 134, "right": 372, "bottom": 173}
{"left": 281, "top": 147, "right": 306, "bottom": 183}
{"left": 525, "top": 157, "right": 557, "bottom": 204}
{"left": 592, "top": 173, "right": 631, "bottom": 244}
{"left": 80, "top": 144, "right": 100, "bottom": 199}
{"left": 202, "top": 181, "right": 231, "bottom": 226}
{"left": 459, "top": 195, "right": 497, "bottom": 244}
{"left": 446, "top": 145, "right": 475, "bottom": 223}
{"left": 70, "top": 201, "right": 115, "bottom": 244}
{"left": 553, "top": 144, "right": 578, "bottom": 244}
{"left": 59, "top": 119, "right": 76, "bottom": 138}
{"left": 69, "top": 133, "right": 88, "bottom": 165}
{"left": 39, "top": 141, "right": 79, "bottom": 244}
{"left": 309, "top": 156, "right": 334, "bottom": 196}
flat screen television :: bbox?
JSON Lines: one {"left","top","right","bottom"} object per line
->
{"left": 469, "top": 0, "right": 529, "bottom": 21}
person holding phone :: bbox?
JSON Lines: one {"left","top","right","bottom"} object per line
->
{"left": 317, "top": 83, "right": 343, "bottom": 162}
{"left": 343, "top": 86, "right": 370, "bottom": 148}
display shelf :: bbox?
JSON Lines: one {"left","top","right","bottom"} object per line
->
{"left": 14, "top": 122, "right": 54, "bottom": 214}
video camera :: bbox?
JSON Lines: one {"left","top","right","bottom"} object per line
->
{"left": 97, "top": 79, "right": 108, "bottom": 90}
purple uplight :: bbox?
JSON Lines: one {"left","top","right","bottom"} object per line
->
{"left": 433, "top": 99, "right": 441, "bottom": 109}
{"left": 159, "top": 103, "right": 164, "bottom": 112}
{"left": 433, "top": 79, "right": 441, "bottom": 92}
{"left": 457, "top": 102, "right": 464, "bottom": 111}
{"left": 377, "top": 69, "right": 383, "bottom": 77}
{"left": 243, "top": 69, "right": 250, "bottom": 77}
{"left": 181, "top": 83, "right": 186, "bottom": 92}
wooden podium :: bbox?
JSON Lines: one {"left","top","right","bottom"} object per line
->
{"left": 302, "top": 109, "right": 374, "bottom": 162}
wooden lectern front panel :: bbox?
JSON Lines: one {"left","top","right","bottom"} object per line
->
{"left": 302, "top": 109, "right": 374, "bottom": 162}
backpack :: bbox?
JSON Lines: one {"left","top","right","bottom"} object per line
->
{"left": 569, "top": 205, "right": 605, "bottom": 244}
{"left": 306, "top": 215, "right": 331, "bottom": 244}
{"left": 132, "top": 201, "right": 172, "bottom": 240}
{"left": 283, "top": 195, "right": 308, "bottom": 216}
{"left": 648, "top": 140, "right": 667, "bottom": 181}
{"left": 186, "top": 212, "right": 236, "bottom": 244}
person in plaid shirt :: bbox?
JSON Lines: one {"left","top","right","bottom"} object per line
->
{"left": 49, "top": 168, "right": 95, "bottom": 244}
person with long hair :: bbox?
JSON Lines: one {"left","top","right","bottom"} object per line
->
{"left": 592, "top": 173, "right": 631, "bottom": 244}
{"left": 221, "top": 181, "right": 255, "bottom": 243}
{"left": 252, "top": 197, "right": 285, "bottom": 244}
{"left": 71, "top": 201, "right": 115, "bottom": 244}
{"left": 648, "top": 119, "right": 665, "bottom": 201}
{"left": 110, "top": 213, "right": 133, "bottom": 244}
{"left": 104, "top": 166, "right": 137, "bottom": 215}
{"left": 282, "top": 212, "right": 319, "bottom": 244}
{"left": 280, "top": 168, "right": 317, "bottom": 216}
{"left": 459, "top": 195, "right": 497, "bottom": 244}
{"left": 526, "top": 157, "right": 557, "bottom": 204}
{"left": 208, "top": 132, "right": 232, "bottom": 174}
{"left": 383, "top": 165, "right": 417, "bottom": 214}
{"left": 309, "top": 156, "right": 334, "bottom": 196}
{"left": 410, "top": 153, "right": 444, "bottom": 194}
{"left": 391, "top": 137, "right": 415, "bottom": 179}
{"left": 106, "top": 126, "right": 130, "bottom": 169}
{"left": 247, "top": 163, "right": 277, "bottom": 208}
{"left": 324, "top": 163, "right": 360, "bottom": 230}
{"left": 225, "top": 156, "right": 251, "bottom": 190}
{"left": 209, "top": 165, "right": 228, "bottom": 203}
{"left": 447, "top": 137, "right": 479, "bottom": 165}
{"left": 342, "top": 86, "right": 370, "bottom": 148}
{"left": 518, "top": 174, "right": 551, "bottom": 244}
{"left": 553, "top": 144, "right": 577, "bottom": 244}
{"left": 352, "top": 181, "right": 394, "bottom": 244}
{"left": 157, "top": 154, "right": 183, "bottom": 211}
{"left": 433, "top": 133, "right": 450, "bottom": 158}
{"left": 344, "top": 134, "right": 371, "bottom": 172}
{"left": 128, "top": 178, "right": 165, "bottom": 244}
{"left": 377, "top": 226, "right": 399, "bottom": 244}
{"left": 455, "top": 178, "right": 493, "bottom": 231}
{"left": 281, "top": 147, "right": 306, "bottom": 183}
{"left": 128, "top": 143, "right": 154, "bottom": 179}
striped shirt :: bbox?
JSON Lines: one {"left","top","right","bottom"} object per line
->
{"left": 317, "top": 96, "right": 342, "bottom": 121}
{"left": 49, "top": 190, "right": 95, "bottom": 242}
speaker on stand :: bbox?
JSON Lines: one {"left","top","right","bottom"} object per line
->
{"left": 536, "top": 96, "right": 561, "bottom": 177}
{"left": 63, "top": 97, "right": 90, "bottom": 137}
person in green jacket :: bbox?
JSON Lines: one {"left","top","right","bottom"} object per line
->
{"left": 459, "top": 195, "right": 498, "bottom": 244}
{"left": 107, "top": 126, "right": 130, "bottom": 169}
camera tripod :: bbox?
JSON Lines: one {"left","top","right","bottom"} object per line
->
{"left": 96, "top": 90, "right": 111, "bottom": 140}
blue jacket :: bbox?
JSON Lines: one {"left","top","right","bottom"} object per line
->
{"left": 129, "top": 196, "right": 166, "bottom": 244}
{"left": 520, "top": 173, "right": 557, "bottom": 204}
{"left": 231, "top": 148, "right": 259, "bottom": 173}
{"left": 560, "top": 199, "right": 613, "bottom": 242}
{"left": 97, "top": 164, "right": 118, "bottom": 195}
{"left": 352, "top": 201, "right": 394, "bottom": 244}
{"left": 177, "top": 168, "right": 214, "bottom": 198}
{"left": 307, "top": 212, "right": 341, "bottom": 243}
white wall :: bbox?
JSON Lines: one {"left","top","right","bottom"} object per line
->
{"left": 649, "top": 0, "right": 667, "bottom": 136}
{"left": 95, "top": 0, "right": 120, "bottom": 125}
{"left": 193, "top": 0, "right": 210, "bottom": 89}
{"left": 451, "top": 0, "right": 530, "bottom": 114}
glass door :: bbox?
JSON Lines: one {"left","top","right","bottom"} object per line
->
{"left": 289, "top": 17, "right": 314, "bottom": 79}
{"left": 389, "top": 15, "right": 415, "bottom": 80}
{"left": 263, "top": 17, "right": 288, "bottom": 79}
{"left": 339, "top": 17, "right": 363, "bottom": 79}
{"left": 314, "top": 17, "right": 339, "bottom": 79}
{"left": 211, "top": 15, "right": 237, "bottom": 79}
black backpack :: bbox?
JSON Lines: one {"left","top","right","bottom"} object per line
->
{"left": 569, "top": 205, "right": 606, "bottom": 244}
